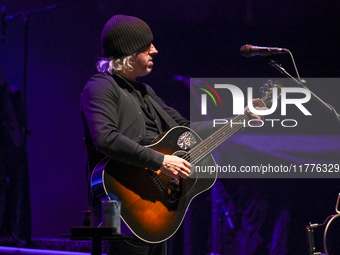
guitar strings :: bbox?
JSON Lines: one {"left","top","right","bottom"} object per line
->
{"left": 185, "top": 114, "right": 249, "bottom": 165}
{"left": 155, "top": 93, "right": 270, "bottom": 184}
{"left": 188, "top": 99, "right": 268, "bottom": 162}
{"left": 185, "top": 97, "right": 268, "bottom": 165}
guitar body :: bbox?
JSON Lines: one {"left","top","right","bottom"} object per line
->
{"left": 91, "top": 126, "right": 216, "bottom": 243}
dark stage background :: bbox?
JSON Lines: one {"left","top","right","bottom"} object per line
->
{"left": 0, "top": 0, "right": 340, "bottom": 254}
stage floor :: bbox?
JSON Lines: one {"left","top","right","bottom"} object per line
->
{"left": 0, "top": 238, "right": 97, "bottom": 255}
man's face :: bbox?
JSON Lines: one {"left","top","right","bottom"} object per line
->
{"left": 134, "top": 44, "right": 158, "bottom": 78}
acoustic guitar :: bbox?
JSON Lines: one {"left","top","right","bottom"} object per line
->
{"left": 90, "top": 80, "right": 281, "bottom": 243}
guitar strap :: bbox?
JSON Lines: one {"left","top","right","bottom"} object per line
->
{"left": 147, "top": 96, "right": 178, "bottom": 129}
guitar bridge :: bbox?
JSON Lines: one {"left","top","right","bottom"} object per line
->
{"left": 146, "top": 169, "right": 181, "bottom": 211}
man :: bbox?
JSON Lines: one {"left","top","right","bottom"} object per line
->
{"left": 80, "top": 14, "right": 264, "bottom": 255}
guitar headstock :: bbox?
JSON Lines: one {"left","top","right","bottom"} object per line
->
{"left": 259, "top": 79, "right": 283, "bottom": 108}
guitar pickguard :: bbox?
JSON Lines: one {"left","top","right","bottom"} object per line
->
{"left": 177, "top": 131, "right": 197, "bottom": 150}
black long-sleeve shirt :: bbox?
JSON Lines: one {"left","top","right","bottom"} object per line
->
{"left": 80, "top": 72, "right": 191, "bottom": 173}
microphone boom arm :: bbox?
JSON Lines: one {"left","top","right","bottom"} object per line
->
{"left": 266, "top": 57, "right": 340, "bottom": 125}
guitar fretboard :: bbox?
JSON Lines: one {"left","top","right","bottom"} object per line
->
{"left": 185, "top": 98, "right": 269, "bottom": 165}
{"left": 155, "top": 86, "right": 275, "bottom": 184}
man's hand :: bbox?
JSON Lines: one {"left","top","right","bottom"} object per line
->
{"left": 160, "top": 155, "right": 191, "bottom": 184}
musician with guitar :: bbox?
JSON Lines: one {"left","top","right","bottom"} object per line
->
{"left": 80, "top": 14, "right": 265, "bottom": 255}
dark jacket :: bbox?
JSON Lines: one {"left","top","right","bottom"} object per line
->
{"left": 80, "top": 72, "right": 191, "bottom": 174}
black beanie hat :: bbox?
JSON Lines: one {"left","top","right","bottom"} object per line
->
{"left": 101, "top": 15, "right": 153, "bottom": 59}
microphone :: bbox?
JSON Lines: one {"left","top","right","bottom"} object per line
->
{"left": 240, "top": 44, "right": 288, "bottom": 57}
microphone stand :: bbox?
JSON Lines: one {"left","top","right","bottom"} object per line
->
{"left": 4, "top": 4, "right": 57, "bottom": 143}
{"left": 266, "top": 57, "right": 340, "bottom": 126}
{"left": 0, "top": 4, "right": 57, "bottom": 247}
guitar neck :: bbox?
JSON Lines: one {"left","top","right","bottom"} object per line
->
{"left": 189, "top": 99, "right": 266, "bottom": 165}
